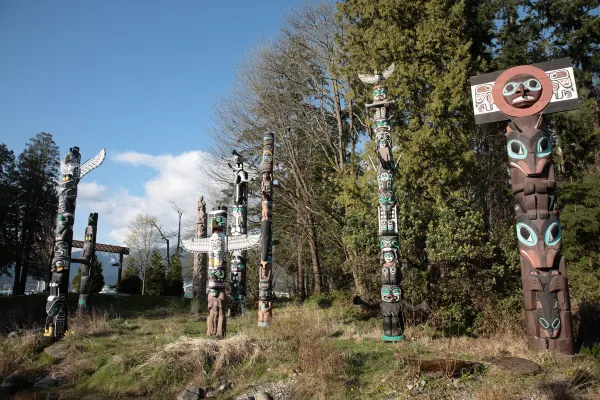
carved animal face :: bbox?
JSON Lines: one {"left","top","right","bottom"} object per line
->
{"left": 506, "top": 128, "right": 552, "bottom": 176}
{"left": 208, "top": 210, "right": 227, "bottom": 233}
{"left": 516, "top": 215, "right": 562, "bottom": 270}
{"left": 502, "top": 74, "right": 543, "bottom": 108}
{"left": 530, "top": 271, "right": 562, "bottom": 339}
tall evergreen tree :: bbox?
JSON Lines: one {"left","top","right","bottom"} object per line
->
{"left": 12, "top": 133, "right": 59, "bottom": 295}
{"left": 89, "top": 256, "right": 105, "bottom": 293}
{"left": 120, "top": 256, "right": 142, "bottom": 295}
{"left": 0, "top": 144, "right": 18, "bottom": 276}
{"left": 164, "top": 250, "right": 183, "bottom": 296}
{"left": 145, "top": 249, "right": 165, "bottom": 296}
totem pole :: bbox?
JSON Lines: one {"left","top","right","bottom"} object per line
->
{"left": 358, "top": 64, "right": 404, "bottom": 342}
{"left": 77, "top": 212, "right": 98, "bottom": 314}
{"left": 229, "top": 150, "right": 251, "bottom": 317}
{"left": 258, "top": 133, "right": 275, "bottom": 327}
{"left": 45, "top": 147, "right": 106, "bottom": 338}
{"left": 181, "top": 207, "right": 261, "bottom": 337}
{"left": 470, "top": 58, "right": 579, "bottom": 354}
{"left": 191, "top": 197, "right": 208, "bottom": 313}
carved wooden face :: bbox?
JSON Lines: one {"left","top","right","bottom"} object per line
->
{"left": 516, "top": 215, "right": 562, "bottom": 270}
{"left": 506, "top": 128, "right": 552, "bottom": 176}
{"left": 502, "top": 74, "right": 543, "bottom": 108}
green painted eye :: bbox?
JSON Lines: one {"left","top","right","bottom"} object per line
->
{"left": 539, "top": 317, "right": 549, "bottom": 329}
{"left": 524, "top": 78, "right": 542, "bottom": 91}
{"left": 544, "top": 222, "right": 561, "bottom": 246}
{"left": 516, "top": 222, "right": 537, "bottom": 247}
{"left": 507, "top": 140, "right": 527, "bottom": 160}
{"left": 381, "top": 287, "right": 390, "bottom": 295}
{"left": 392, "top": 288, "right": 400, "bottom": 296}
{"left": 552, "top": 318, "right": 560, "bottom": 329}
{"left": 536, "top": 137, "right": 551, "bottom": 157}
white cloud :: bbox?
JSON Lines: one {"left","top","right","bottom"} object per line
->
{"left": 76, "top": 150, "right": 226, "bottom": 246}
{"left": 78, "top": 181, "right": 107, "bottom": 200}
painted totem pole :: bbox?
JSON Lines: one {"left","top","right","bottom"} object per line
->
{"left": 258, "top": 133, "right": 275, "bottom": 327}
{"left": 358, "top": 64, "right": 404, "bottom": 342}
{"left": 470, "top": 58, "right": 579, "bottom": 354}
{"left": 191, "top": 196, "right": 208, "bottom": 313}
{"left": 45, "top": 147, "right": 106, "bottom": 338}
{"left": 229, "top": 150, "right": 251, "bottom": 317}
{"left": 182, "top": 208, "right": 260, "bottom": 337}
{"left": 77, "top": 212, "right": 98, "bottom": 314}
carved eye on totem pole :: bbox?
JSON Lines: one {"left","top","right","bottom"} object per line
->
{"left": 506, "top": 130, "right": 552, "bottom": 176}
{"left": 515, "top": 215, "right": 562, "bottom": 270}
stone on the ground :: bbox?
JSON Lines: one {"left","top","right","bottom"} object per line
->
{"left": 7, "top": 331, "right": 19, "bottom": 338}
{"left": 1, "top": 373, "right": 29, "bottom": 392}
{"left": 254, "top": 391, "right": 271, "bottom": 400}
{"left": 1, "top": 369, "right": 45, "bottom": 393}
{"left": 401, "top": 357, "right": 482, "bottom": 378}
{"left": 44, "top": 342, "right": 71, "bottom": 360}
{"left": 34, "top": 377, "right": 60, "bottom": 388}
{"left": 177, "top": 385, "right": 205, "bottom": 400}
{"left": 483, "top": 356, "right": 541, "bottom": 375}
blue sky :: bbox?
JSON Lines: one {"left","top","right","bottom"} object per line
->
{"left": 0, "top": 0, "right": 324, "bottom": 284}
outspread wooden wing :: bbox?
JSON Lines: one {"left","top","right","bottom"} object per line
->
{"left": 228, "top": 230, "right": 262, "bottom": 251}
{"left": 181, "top": 237, "right": 211, "bottom": 253}
{"left": 382, "top": 63, "right": 395, "bottom": 80}
{"left": 358, "top": 74, "right": 380, "bottom": 84}
{"left": 80, "top": 149, "right": 106, "bottom": 179}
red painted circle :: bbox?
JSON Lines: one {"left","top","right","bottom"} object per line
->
{"left": 492, "top": 65, "right": 553, "bottom": 117}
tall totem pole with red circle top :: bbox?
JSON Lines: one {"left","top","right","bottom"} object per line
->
{"left": 470, "top": 58, "right": 579, "bottom": 354}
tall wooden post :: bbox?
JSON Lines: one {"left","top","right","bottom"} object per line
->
{"left": 470, "top": 58, "right": 579, "bottom": 353}
{"left": 258, "top": 133, "right": 275, "bottom": 327}
{"left": 358, "top": 65, "right": 404, "bottom": 342}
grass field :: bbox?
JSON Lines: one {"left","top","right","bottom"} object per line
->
{"left": 0, "top": 295, "right": 599, "bottom": 399}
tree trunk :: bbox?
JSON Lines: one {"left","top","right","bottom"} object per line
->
{"left": 348, "top": 252, "right": 368, "bottom": 296}
{"left": 306, "top": 214, "right": 322, "bottom": 293}
{"left": 297, "top": 235, "right": 305, "bottom": 299}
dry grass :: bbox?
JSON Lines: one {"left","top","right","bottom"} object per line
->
{"left": 138, "top": 334, "right": 260, "bottom": 378}
{"left": 69, "top": 311, "right": 113, "bottom": 338}
{"left": 0, "top": 331, "right": 45, "bottom": 380}
{"left": 50, "top": 351, "right": 95, "bottom": 381}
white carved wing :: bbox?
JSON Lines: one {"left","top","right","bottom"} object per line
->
{"left": 382, "top": 63, "right": 395, "bottom": 80}
{"left": 358, "top": 74, "right": 380, "bottom": 84}
{"left": 80, "top": 149, "right": 106, "bottom": 179}
{"left": 181, "top": 237, "right": 211, "bottom": 253}
{"left": 228, "top": 230, "right": 262, "bottom": 251}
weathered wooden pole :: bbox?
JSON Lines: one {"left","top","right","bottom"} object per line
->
{"left": 191, "top": 196, "right": 208, "bottom": 313}
{"left": 182, "top": 206, "right": 261, "bottom": 337}
{"left": 77, "top": 212, "right": 98, "bottom": 314}
{"left": 470, "top": 58, "right": 579, "bottom": 353}
{"left": 258, "top": 133, "right": 275, "bottom": 327}
{"left": 358, "top": 65, "right": 404, "bottom": 342}
{"left": 45, "top": 147, "right": 105, "bottom": 338}
{"left": 229, "top": 150, "right": 250, "bottom": 317}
